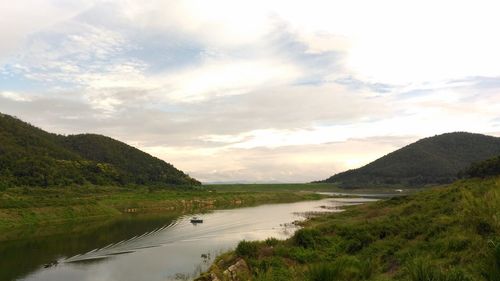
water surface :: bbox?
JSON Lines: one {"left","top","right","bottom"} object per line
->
{"left": 1, "top": 198, "right": 375, "bottom": 281}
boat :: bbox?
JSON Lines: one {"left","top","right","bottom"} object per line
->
{"left": 190, "top": 217, "right": 203, "bottom": 224}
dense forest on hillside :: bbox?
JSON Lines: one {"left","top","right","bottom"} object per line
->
{"left": 463, "top": 155, "right": 500, "bottom": 179}
{"left": 0, "top": 113, "right": 199, "bottom": 189}
{"left": 319, "top": 132, "right": 500, "bottom": 188}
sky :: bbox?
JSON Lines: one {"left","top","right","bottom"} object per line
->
{"left": 1, "top": 0, "right": 500, "bottom": 183}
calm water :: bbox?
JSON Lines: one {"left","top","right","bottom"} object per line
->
{"left": 1, "top": 198, "right": 375, "bottom": 281}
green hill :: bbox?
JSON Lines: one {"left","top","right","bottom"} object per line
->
{"left": 319, "top": 132, "right": 500, "bottom": 187}
{"left": 463, "top": 155, "right": 500, "bottom": 179}
{"left": 0, "top": 113, "right": 199, "bottom": 188}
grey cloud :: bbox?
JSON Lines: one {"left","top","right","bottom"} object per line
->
{"left": 0, "top": 80, "right": 395, "bottom": 149}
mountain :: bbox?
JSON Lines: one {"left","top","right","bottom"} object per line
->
{"left": 319, "top": 132, "right": 500, "bottom": 187}
{"left": 0, "top": 113, "right": 199, "bottom": 188}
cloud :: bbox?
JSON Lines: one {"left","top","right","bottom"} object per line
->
{"left": 2, "top": 1, "right": 500, "bottom": 182}
{"left": 143, "top": 136, "right": 414, "bottom": 183}
{"left": 0, "top": 91, "right": 32, "bottom": 102}
{"left": 0, "top": 1, "right": 96, "bottom": 61}
{"left": 159, "top": 58, "right": 302, "bottom": 102}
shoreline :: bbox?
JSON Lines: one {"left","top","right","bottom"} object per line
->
{"left": 0, "top": 186, "right": 327, "bottom": 241}
{"left": 195, "top": 177, "right": 500, "bottom": 281}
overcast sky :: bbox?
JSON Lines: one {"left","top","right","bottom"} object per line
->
{"left": 1, "top": 0, "right": 500, "bottom": 183}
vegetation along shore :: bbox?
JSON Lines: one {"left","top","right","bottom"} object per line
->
{"left": 0, "top": 184, "right": 328, "bottom": 241}
{"left": 197, "top": 175, "right": 500, "bottom": 281}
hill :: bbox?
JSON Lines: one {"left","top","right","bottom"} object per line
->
{"left": 319, "top": 132, "right": 500, "bottom": 187}
{"left": 0, "top": 113, "right": 199, "bottom": 188}
{"left": 463, "top": 155, "right": 500, "bottom": 179}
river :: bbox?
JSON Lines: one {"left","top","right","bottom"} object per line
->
{"left": 0, "top": 197, "right": 376, "bottom": 281}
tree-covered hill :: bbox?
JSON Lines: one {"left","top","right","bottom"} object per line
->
{"left": 319, "top": 132, "right": 500, "bottom": 188}
{"left": 463, "top": 155, "right": 500, "bottom": 179}
{"left": 0, "top": 113, "right": 199, "bottom": 188}
{"left": 60, "top": 134, "right": 197, "bottom": 185}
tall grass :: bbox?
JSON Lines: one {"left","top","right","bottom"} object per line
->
{"left": 306, "top": 257, "right": 374, "bottom": 281}
{"left": 461, "top": 186, "right": 500, "bottom": 235}
{"left": 406, "top": 258, "right": 470, "bottom": 281}
{"left": 482, "top": 240, "right": 500, "bottom": 281}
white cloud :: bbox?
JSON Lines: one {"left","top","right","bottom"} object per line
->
{"left": 0, "top": 1, "right": 95, "bottom": 60}
{"left": 142, "top": 137, "right": 410, "bottom": 183}
{"left": 2, "top": 0, "right": 500, "bottom": 182}
{"left": 0, "top": 91, "right": 31, "bottom": 102}
{"left": 161, "top": 58, "right": 302, "bottom": 102}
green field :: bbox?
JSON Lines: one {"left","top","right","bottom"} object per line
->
{"left": 197, "top": 177, "right": 500, "bottom": 281}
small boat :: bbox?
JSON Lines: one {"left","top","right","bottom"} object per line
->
{"left": 190, "top": 217, "right": 203, "bottom": 224}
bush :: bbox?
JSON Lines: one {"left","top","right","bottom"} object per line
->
{"left": 265, "top": 237, "right": 280, "bottom": 246}
{"left": 236, "top": 240, "right": 259, "bottom": 258}
{"left": 307, "top": 263, "right": 342, "bottom": 281}
{"left": 255, "top": 257, "right": 282, "bottom": 271}
{"left": 287, "top": 247, "right": 319, "bottom": 264}
{"left": 294, "top": 228, "right": 321, "bottom": 249}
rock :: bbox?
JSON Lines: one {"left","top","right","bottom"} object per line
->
{"left": 223, "top": 259, "right": 249, "bottom": 281}
{"left": 194, "top": 272, "right": 220, "bottom": 281}
{"left": 209, "top": 273, "right": 221, "bottom": 281}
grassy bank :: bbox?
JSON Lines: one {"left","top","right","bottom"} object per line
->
{"left": 0, "top": 185, "right": 325, "bottom": 240}
{"left": 204, "top": 183, "right": 408, "bottom": 194}
{"left": 197, "top": 177, "right": 500, "bottom": 281}
{"left": 205, "top": 183, "right": 341, "bottom": 193}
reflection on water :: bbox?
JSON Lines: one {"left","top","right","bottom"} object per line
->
{"left": 0, "top": 214, "right": 180, "bottom": 281}
{"left": 1, "top": 198, "right": 371, "bottom": 281}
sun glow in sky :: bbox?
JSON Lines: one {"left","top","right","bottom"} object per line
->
{"left": 1, "top": 0, "right": 500, "bottom": 182}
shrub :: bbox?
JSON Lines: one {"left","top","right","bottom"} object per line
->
{"left": 236, "top": 240, "right": 259, "bottom": 258}
{"left": 254, "top": 257, "right": 284, "bottom": 272}
{"left": 294, "top": 228, "right": 321, "bottom": 249}
{"left": 287, "top": 247, "right": 319, "bottom": 263}
{"left": 307, "top": 263, "right": 342, "bottom": 281}
{"left": 345, "top": 238, "right": 364, "bottom": 254}
{"left": 265, "top": 237, "right": 280, "bottom": 246}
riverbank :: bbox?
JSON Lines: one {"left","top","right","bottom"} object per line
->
{"left": 1, "top": 197, "right": 356, "bottom": 281}
{"left": 197, "top": 177, "right": 500, "bottom": 281}
{"left": 205, "top": 183, "right": 410, "bottom": 194}
{"left": 0, "top": 185, "right": 327, "bottom": 241}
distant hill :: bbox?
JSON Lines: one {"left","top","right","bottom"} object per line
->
{"left": 318, "top": 132, "right": 500, "bottom": 188}
{"left": 0, "top": 113, "right": 199, "bottom": 188}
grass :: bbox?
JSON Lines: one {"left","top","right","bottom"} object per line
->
{"left": 0, "top": 184, "right": 327, "bottom": 240}
{"left": 197, "top": 177, "right": 500, "bottom": 281}
{"left": 204, "top": 183, "right": 340, "bottom": 193}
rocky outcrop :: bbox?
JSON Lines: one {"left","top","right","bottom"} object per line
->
{"left": 195, "top": 258, "right": 250, "bottom": 281}
{"left": 223, "top": 259, "right": 250, "bottom": 280}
